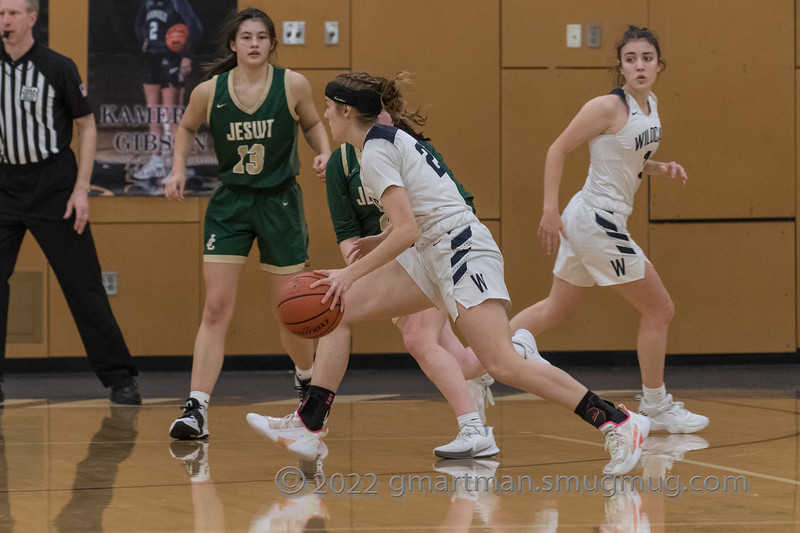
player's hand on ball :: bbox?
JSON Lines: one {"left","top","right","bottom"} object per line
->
{"left": 313, "top": 268, "right": 354, "bottom": 310}
{"left": 277, "top": 273, "right": 343, "bottom": 338}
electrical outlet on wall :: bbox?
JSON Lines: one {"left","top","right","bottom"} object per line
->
{"left": 566, "top": 24, "right": 581, "bottom": 48}
{"left": 283, "top": 21, "right": 305, "bottom": 45}
{"left": 324, "top": 21, "right": 339, "bottom": 45}
{"left": 101, "top": 272, "right": 118, "bottom": 296}
{"left": 587, "top": 25, "right": 601, "bottom": 48}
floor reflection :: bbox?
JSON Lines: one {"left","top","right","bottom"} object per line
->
{"left": 433, "top": 458, "right": 500, "bottom": 531}
{"left": 597, "top": 435, "right": 711, "bottom": 533}
{"left": 170, "top": 441, "right": 225, "bottom": 532}
{"left": 0, "top": 409, "right": 15, "bottom": 532}
{"left": 250, "top": 492, "right": 329, "bottom": 532}
{"left": 0, "top": 391, "right": 795, "bottom": 531}
{"left": 54, "top": 406, "right": 141, "bottom": 532}
{"left": 249, "top": 455, "right": 329, "bottom": 532}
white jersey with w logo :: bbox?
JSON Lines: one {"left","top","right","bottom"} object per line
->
{"left": 360, "top": 125, "right": 477, "bottom": 249}
{"left": 554, "top": 89, "right": 658, "bottom": 287}
{"left": 582, "top": 89, "right": 661, "bottom": 216}
{"left": 359, "top": 124, "right": 510, "bottom": 320}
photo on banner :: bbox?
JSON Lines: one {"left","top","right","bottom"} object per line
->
{"left": 87, "top": 0, "right": 236, "bottom": 196}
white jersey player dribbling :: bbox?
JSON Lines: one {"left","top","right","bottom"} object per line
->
{"left": 249, "top": 71, "right": 651, "bottom": 477}
{"left": 360, "top": 124, "right": 510, "bottom": 319}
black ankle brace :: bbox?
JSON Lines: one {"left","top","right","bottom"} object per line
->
{"left": 574, "top": 391, "right": 628, "bottom": 428}
{"left": 298, "top": 385, "right": 335, "bottom": 431}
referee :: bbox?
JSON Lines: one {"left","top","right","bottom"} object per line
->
{"left": 0, "top": 0, "right": 141, "bottom": 404}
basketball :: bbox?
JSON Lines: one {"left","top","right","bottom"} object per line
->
{"left": 277, "top": 273, "right": 343, "bottom": 339}
{"left": 165, "top": 23, "right": 189, "bottom": 53}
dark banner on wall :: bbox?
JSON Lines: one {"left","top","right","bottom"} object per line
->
{"left": 88, "top": 0, "right": 235, "bottom": 196}
{"left": 34, "top": 0, "right": 48, "bottom": 46}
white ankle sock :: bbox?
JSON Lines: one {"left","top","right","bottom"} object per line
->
{"left": 295, "top": 365, "right": 313, "bottom": 381}
{"left": 190, "top": 391, "right": 210, "bottom": 408}
{"left": 457, "top": 412, "right": 484, "bottom": 431}
{"left": 642, "top": 384, "right": 667, "bottom": 404}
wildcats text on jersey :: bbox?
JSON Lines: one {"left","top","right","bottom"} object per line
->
{"left": 635, "top": 126, "right": 661, "bottom": 151}
{"left": 225, "top": 119, "right": 275, "bottom": 141}
{"left": 146, "top": 10, "right": 169, "bottom": 24}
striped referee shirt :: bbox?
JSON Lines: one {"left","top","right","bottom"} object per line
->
{"left": 0, "top": 41, "right": 92, "bottom": 166}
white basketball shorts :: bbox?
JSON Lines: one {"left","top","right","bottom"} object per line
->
{"left": 396, "top": 222, "right": 511, "bottom": 321}
{"left": 553, "top": 192, "right": 649, "bottom": 287}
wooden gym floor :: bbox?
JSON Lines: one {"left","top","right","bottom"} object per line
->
{"left": 0, "top": 364, "right": 798, "bottom": 532}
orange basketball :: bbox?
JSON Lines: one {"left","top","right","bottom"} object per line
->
{"left": 165, "top": 23, "right": 189, "bottom": 53}
{"left": 277, "top": 273, "right": 343, "bottom": 339}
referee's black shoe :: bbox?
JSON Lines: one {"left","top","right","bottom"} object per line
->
{"left": 110, "top": 376, "right": 142, "bottom": 405}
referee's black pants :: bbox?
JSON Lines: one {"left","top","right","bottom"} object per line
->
{"left": 0, "top": 199, "right": 137, "bottom": 388}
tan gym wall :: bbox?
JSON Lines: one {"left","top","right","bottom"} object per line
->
{"left": 7, "top": 0, "right": 798, "bottom": 359}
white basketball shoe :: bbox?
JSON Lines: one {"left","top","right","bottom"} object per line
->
{"left": 433, "top": 425, "right": 500, "bottom": 459}
{"left": 600, "top": 406, "right": 650, "bottom": 476}
{"left": 512, "top": 329, "right": 551, "bottom": 365}
{"left": 638, "top": 394, "right": 709, "bottom": 433}
{"left": 247, "top": 412, "right": 328, "bottom": 461}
